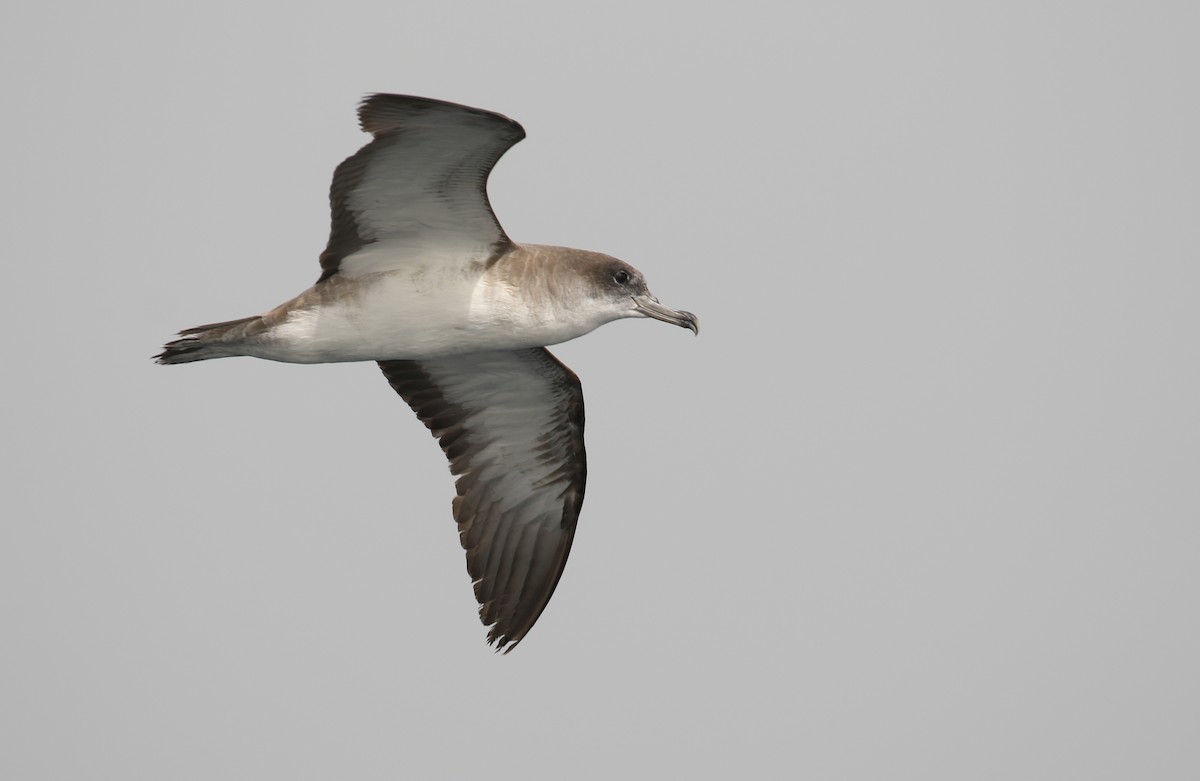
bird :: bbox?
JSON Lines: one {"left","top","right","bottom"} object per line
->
{"left": 156, "top": 94, "right": 697, "bottom": 652}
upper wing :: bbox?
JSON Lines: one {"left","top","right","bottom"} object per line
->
{"left": 378, "top": 348, "right": 586, "bottom": 652}
{"left": 320, "top": 94, "right": 526, "bottom": 281}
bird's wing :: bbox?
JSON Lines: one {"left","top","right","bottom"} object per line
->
{"left": 320, "top": 94, "right": 526, "bottom": 281}
{"left": 378, "top": 348, "right": 586, "bottom": 652}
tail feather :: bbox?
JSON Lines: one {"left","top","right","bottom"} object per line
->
{"left": 155, "top": 315, "right": 261, "bottom": 364}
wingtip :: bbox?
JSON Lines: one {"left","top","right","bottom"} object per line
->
{"left": 486, "top": 622, "right": 525, "bottom": 655}
{"left": 355, "top": 93, "right": 525, "bottom": 139}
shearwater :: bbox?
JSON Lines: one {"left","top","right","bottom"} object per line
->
{"left": 157, "top": 94, "right": 698, "bottom": 652}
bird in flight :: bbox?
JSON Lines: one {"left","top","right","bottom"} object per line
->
{"left": 157, "top": 94, "right": 698, "bottom": 651}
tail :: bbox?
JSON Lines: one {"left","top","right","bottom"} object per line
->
{"left": 155, "top": 315, "right": 261, "bottom": 364}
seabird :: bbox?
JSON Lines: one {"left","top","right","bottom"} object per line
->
{"left": 156, "top": 94, "right": 697, "bottom": 652}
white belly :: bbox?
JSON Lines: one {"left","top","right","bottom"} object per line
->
{"left": 246, "top": 266, "right": 602, "bottom": 363}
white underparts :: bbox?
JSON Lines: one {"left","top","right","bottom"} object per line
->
{"left": 238, "top": 245, "right": 637, "bottom": 364}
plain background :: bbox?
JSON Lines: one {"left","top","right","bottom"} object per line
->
{"left": 3, "top": 2, "right": 1198, "bottom": 778}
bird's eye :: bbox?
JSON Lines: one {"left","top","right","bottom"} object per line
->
{"left": 613, "top": 269, "right": 631, "bottom": 285}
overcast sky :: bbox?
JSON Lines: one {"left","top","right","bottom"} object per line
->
{"left": 3, "top": 2, "right": 1198, "bottom": 779}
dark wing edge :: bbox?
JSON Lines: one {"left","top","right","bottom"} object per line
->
{"left": 318, "top": 94, "right": 527, "bottom": 282}
{"left": 356, "top": 93, "right": 525, "bottom": 138}
{"left": 378, "top": 349, "right": 586, "bottom": 653}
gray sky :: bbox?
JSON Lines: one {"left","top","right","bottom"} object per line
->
{"left": 3, "top": 2, "right": 1198, "bottom": 779}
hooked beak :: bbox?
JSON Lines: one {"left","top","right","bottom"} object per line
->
{"left": 634, "top": 295, "right": 699, "bottom": 335}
